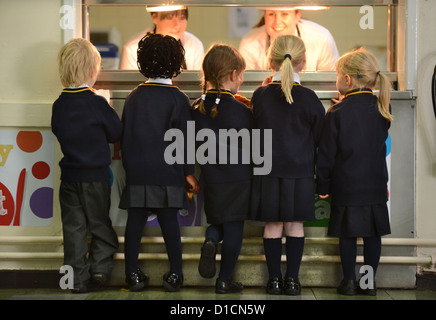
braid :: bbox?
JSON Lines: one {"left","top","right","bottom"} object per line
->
{"left": 211, "top": 83, "right": 220, "bottom": 118}
{"left": 198, "top": 82, "right": 207, "bottom": 115}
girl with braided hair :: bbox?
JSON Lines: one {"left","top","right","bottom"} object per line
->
{"left": 120, "top": 33, "right": 199, "bottom": 292}
{"left": 191, "top": 44, "right": 251, "bottom": 294}
{"left": 250, "top": 35, "right": 325, "bottom": 295}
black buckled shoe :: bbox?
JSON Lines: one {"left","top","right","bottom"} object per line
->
{"left": 357, "top": 279, "right": 377, "bottom": 296}
{"left": 198, "top": 238, "right": 217, "bottom": 278}
{"left": 283, "top": 277, "right": 301, "bottom": 295}
{"left": 266, "top": 277, "right": 283, "bottom": 295}
{"left": 337, "top": 279, "right": 357, "bottom": 295}
{"left": 126, "top": 269, "right": 149, "bottom": 292}
{"left": 163, "top": 272, "right": 183, "bottom": 292}
{"left": 215, "top": 278, "right": 243, "bottom": 294}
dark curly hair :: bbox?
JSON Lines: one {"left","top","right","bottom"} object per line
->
{"left": 137, "top": 32, "right": 186, "bottom": 79}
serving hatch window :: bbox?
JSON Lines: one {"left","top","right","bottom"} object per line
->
{"left": 87, "top": 5, "right": 390, "bottom": 71}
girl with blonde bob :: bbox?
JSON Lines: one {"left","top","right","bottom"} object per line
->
{"left": 250, "top": 35, "right": 325, "bottom": 295}
{"left": 316, "top": 48, "right": 393, "bottom": 296}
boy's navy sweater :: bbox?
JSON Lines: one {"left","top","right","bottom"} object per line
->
{"left": 121, "top": 83, "right": 194, "bottom": 186}
{"left": 316, "top": 89, "right": 390, "bottom": 206}
{"left": 191, "top": 91, "right": 253, "bottom": 183}
{"left": 51, "top": 88, "right": 122, "bottom": 182}
{"left": 251, "top": 82, "right": 325, "bottom": 179}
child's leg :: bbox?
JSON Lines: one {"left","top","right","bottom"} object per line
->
{"left": 205, "top": 224, "right": 223, "bottom": 244}
{"left": 59, "top": 181, "right": 91, "bottom": 289}
{"left": 83, "top": 182, "right": 119, "bottom": 277}
{"left": 218, "top": 221, "right": 244, "bottom": 281}
{"left": 339, "top": 237, "right": 358, "bottom": 280}
{"left": 363, "top": 236, "right": 382, "bottom": 276}
{"left": 284, "top": 221, "right": 304, "bottom": 279}
{"left": 157, "top": 208, "right": 183, "bottom": 276}
{"left": 263, "top": 222, "right": 284, "bottom": 279}
{"left": 124, "top": 208, "right": 149, "bottom": 275}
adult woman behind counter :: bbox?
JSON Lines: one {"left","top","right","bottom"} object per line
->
{"left": 239, "top": 7, "right": 339, "bottom": 71}
{"left": 120, "top": 6, "right": 204, "bottom": 70}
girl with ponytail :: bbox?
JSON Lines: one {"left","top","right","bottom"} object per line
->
{"left": 316, "top": 47, "right": 393, "bottom": 296}
{"left": 250, "top": 35, "right": 325, "bottom": 295}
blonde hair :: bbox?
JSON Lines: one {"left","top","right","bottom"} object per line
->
{"left": 336, "top": 47, "right": 393, "bottom": 122}
{"left": 268, "top": 35, "right": 306, "bottom": 104}
{"left": 58, "top": 38, "right": 101, "bottom": 87}
{"left": 198, "top": 44, "right": 246, "bottom": 118}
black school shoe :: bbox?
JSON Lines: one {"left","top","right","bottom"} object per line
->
{"left": 337, "top": 279, "right": 357, "bottom": 295}
{"left": 198, "top": 238, "right": 217, "bottom": 278}
{"left": 357, "top": 280, "right": 377, "bottom": 296}
{"left": 215, "top": 278, "right": 243, "bottom": 294}
{"left": 126, "top": 269, "right": 149, "bottom": 292}
{"left": 266, "top": 277, "right": 283, "bottom": 295}
{"left": 283, "top": 277, "right": 301, "bottom": 295}
{"left": 163, "top": 272, "right": 184, "bottom": 292}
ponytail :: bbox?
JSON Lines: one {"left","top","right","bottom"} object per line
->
{"left": 377, "top": 71, "right": 393, "bottom": 122}
{"left": 281, "top": 55, "right": 295, "bottom": 104}
{"left": 268, "top": 35, "right": 306, "bottom": 105}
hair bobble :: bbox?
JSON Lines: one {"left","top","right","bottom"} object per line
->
{"left": 284, "top": 54, "right": 292, "bottom": 61}
{"left": 201, "top": 94, "right": 206, "bottom": 101}
{"left": 215, "top": 98, "right": 220, "bottom": 105}
{"left": 356, "top": 69, "right": 363, "bottom": 79}
{"left": 377, "top": 70, "right": 381, "bottom": 76}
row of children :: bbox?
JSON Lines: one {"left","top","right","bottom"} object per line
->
{"left": 52, "top": 32, "right": 392, "bottom": 296}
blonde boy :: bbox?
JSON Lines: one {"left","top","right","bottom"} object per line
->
{"left": 52, "top": 38, "right": 122, "bottom": 293}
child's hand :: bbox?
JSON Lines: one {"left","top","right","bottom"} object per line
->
{"left": 331, "top": 94, "right": 344, "bottom": 105}
{"left": 262, "top": 75, "right": 272, "bottom": 86}
{"left": 318, "top": 194, "right": 330, "bottom": 199}
{"left": 185, "top": 174, "right": 200, "bottom": 194}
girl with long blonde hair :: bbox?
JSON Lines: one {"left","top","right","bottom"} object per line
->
{"left": 317, "top": 48, "right": 393, "bottom": 296}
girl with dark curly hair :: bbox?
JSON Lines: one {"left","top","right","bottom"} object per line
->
{"left": 119, "top": 33, "right": 199, "bottom": 292}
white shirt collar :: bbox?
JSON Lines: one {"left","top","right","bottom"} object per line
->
{"left": 67, "top": 83, "right": 89, "bottom": 89}
{"left": 146, "top": 77, "right": 173, "bottom": 85}
{"left": 272, "top": 72, "right": 300, "bottom": 84}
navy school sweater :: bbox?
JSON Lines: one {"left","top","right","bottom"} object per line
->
{"left": 121, "top": 83, "right": 194, "bottom": 186}
{"left": 251, "top": 82, "right": 325, "bottom": 178}
{"left": 51, "top": 87, "right": 122, "bottom": 182}
{"left": 191, "top": 90, "right": 253, "bottom": 183}
{"left": 316, "top": 88, "right": 391, "bottom": 206}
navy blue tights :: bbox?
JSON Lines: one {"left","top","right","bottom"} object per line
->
{"left": 339, "top": 236, "right": 382, "bottom": 281}
{"left": 205, "top": 221, "right": 244, "bottom": 281}
{"left": 124, "top": 208, "right": 182, "bottom": 276}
